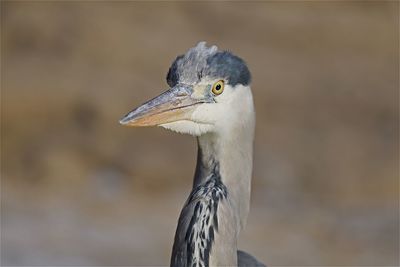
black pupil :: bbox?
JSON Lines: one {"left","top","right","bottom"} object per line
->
{"left": 216, "top": 84, "right": 221, "bottom": 90}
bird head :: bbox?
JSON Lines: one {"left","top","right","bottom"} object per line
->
{"left": 120, "top": 42, "right": 253, "bottom": 136}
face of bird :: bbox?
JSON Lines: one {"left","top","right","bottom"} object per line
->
{"left": 119, "top": 78, "right": 253, "bottom": 136}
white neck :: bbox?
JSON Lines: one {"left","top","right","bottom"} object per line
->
{"left": 196, "top": 128, "right": 254, "bottom": 230}
{"left": 169, "top": 85, "right": 255, "bottom": 267}
{"left": 193, "top": 88, "right": 255, "bottom": 265}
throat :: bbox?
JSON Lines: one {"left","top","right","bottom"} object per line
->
{"left": 195, "top": 128, "right": 254, "bottom": 230}
{"left": 171, "top": 128, "right": 254, "bottom": 266}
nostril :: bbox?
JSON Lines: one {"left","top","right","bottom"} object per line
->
{"left": 176, "top": 92, "right": 188, "bottom": 97}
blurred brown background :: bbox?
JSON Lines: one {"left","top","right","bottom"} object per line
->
{"left": 1, "top": 1, "right": 399, "bottom": 266}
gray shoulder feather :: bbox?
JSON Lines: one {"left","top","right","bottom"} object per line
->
{"left": 170, "top": 199, "right": 194, "bottom": 267}
{"left": 237, "top": 250, "right": 266, "bottom": 267}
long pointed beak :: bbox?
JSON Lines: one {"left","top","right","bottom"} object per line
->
{"left": 119, "top": 85, "right": 202, "bottom": 127}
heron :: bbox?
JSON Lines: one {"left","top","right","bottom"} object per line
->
{"left": 120, "top": 42, "right": 265, "bottom": 267}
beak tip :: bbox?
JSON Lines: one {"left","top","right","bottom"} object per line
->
{"left": 119, "top": 116, "right": 130, "bottom": 125}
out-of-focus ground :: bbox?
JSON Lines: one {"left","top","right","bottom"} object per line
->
{"left": 1, "top": 1, "right": 399, "bottom": 266}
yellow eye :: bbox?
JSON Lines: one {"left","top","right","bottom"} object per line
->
{"left": 212, "top": 80, "right": 224, "bottom": 95}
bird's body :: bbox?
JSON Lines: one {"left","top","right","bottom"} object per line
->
{"left": 120, "top": 42, "right": 265, "bottom": 267}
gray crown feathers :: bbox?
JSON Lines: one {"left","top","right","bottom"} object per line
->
{"left": 167, "top": 42, "right": 251, "bottom": 87}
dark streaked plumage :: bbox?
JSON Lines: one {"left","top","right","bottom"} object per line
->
{"left": 171, "top": 161, "right": 227, "bottom": 267}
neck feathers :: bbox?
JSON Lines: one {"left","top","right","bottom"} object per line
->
{"left": 171, "top": 160, "right": 227, "bottom": 267}
{"left": 171, "top": 86, "right": 255, "bottom": 267}
{"left": 171, "top": 132, "right": 254, "bottom": 266}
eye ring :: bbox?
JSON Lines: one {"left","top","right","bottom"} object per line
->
{"left": 212, "top": 80, "right": 225, "bottom": 95}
